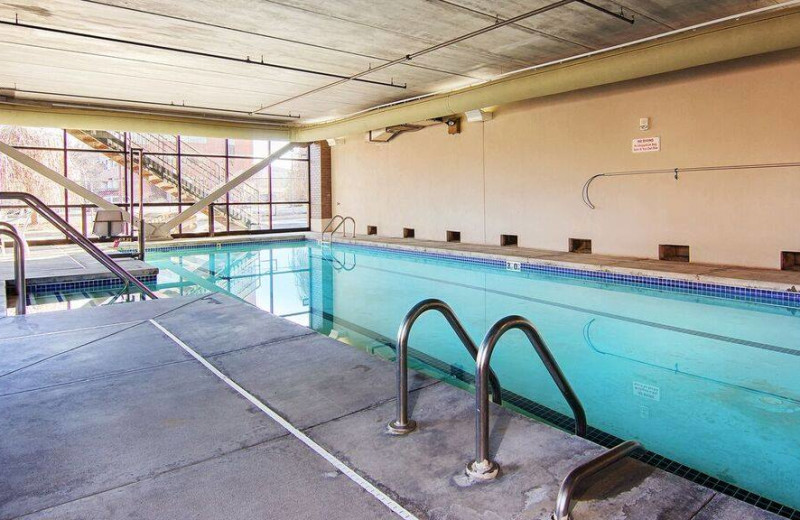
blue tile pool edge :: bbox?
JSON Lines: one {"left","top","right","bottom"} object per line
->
{"left": 26, "top": 236, "right": 800, "bottom": 309}
{"left": 331, "top": 239, "right": 800, "bottom": 309}
{"left": 25, "top": 274, "right": 159, "bottom": 295}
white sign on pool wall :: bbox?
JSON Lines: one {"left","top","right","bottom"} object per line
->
{"left": 632, "top": 136, "right": 660, "bottom": 153}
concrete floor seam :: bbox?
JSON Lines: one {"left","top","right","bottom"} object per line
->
{"left": 7, "top": 434, "right": 294, "bottom": 520}
{"left": 149, "top": 318, "right": 421, "bottom": 520}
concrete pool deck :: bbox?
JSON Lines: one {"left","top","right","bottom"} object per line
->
{"left": 0, "top": 293, "right": 781, "bottom": 519}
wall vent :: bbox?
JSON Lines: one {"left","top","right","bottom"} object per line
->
{"left": 447, "top": 230, "right": 461, "bottom": 243}
{"left": 659, "top": 244, "right": 690, "bottom": 262}
{"left": 781, "top": 251, "right": 800, "bottom": 271}
{"left": 569, "top": 238, "right": 592, "bottom": 254}
{"left": 367, "top": 225, "right": 377, "bottom": 236}
{"left": 403, "top": 227, "right": 415, "bottom": 239}
{"left": 501, "top": 234, "right": 518, "bottom": 247}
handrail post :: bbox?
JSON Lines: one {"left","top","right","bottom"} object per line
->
{"left": 466, "top": 315, "right": 586, "bottom": 481}
{"left": 552, "top": 440, "right": 642, "bottom": 520}
{"left": 388, "top": 298, "right": 503, "bottom": 435}
{"left": 0, "top": 226, "right": 26, "bottom": 315}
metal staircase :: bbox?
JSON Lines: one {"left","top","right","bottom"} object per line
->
{"left": 67, "top": 130, "right": 260, "bottom": 230}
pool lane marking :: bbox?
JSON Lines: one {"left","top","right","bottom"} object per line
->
{"left": 148, "top": 319, "right": 419, "bottom": 520}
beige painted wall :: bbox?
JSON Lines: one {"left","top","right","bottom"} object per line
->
{"left": 331, "top": 50, "right": 800, "bottom": 269}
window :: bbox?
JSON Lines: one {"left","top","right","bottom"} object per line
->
{"left": 447, "top": 230, "right": 461, "bottom": 243}
{"left": 0, "top": 126, "right": 311, "bottom": 242}
{"left": 403, "top": 227, "right": 415, "bottom": 238}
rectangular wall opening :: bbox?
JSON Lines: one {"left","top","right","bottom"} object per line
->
{"left": 569, "top": 238, "right": 592, "bottom": 254}
{"left": 781, "top": 251, "right": 800, "bottom": 271}
{"left": 403, "top": 227, "right": 415, "bottom": 239}
{"left": 447, "top": 230, "right": 461, "bottom": 243}
{"left": 367, "top": 225, "right": 377, "bottom": 236}
{"left": 501, "top": 234, "right": 518, "bottom": 247}
{"left": 659, "top": 244, "right": 690, "bottom": 262}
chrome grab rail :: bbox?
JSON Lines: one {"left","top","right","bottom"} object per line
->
{"left": 0, "top": 192, "right": 157, "bottom": 299}
{"left": 388, "top": 298, "right": 502, "bottom": 435}
{"left": 552, "top": 440, "right": 643, "bottom": 520}
{"left": 322, "top": 215, "right": 355, "bottom": 242}
{"left": 466, "top": 315, "right": 587, "bottom": 481}
{"left": 321, "top": 215, "right": 343, "bottom": 242}
{"left": 0, "top": 223, "right": 26, "bottom": 315}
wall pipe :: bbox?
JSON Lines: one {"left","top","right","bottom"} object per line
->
{"left": 582, "top": 161, "right": 800, "bottom": 209}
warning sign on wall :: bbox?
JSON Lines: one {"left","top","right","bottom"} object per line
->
{"left": 632, "top": 137, "right": 660, "bottom": 153}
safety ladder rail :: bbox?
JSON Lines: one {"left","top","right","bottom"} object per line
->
{"left": 466, "top": 315, "right": 587, "bottom": 481}
{"left": 321, "top": 215, "right": 355, "bottom": 242}
{"left": 322, "top": 247, "right": 357, "bottom": 272}
{"left": 0, "top": 192, "right": 157, "bottom": 300}
{"left": 388, "top": 298, "right": 502, "bottom": 435}
{"left": 552, "top": 440, "right": 643, "bottom": 520}
{"left": 0, "top": 222, "right": 26, "bottom": 314}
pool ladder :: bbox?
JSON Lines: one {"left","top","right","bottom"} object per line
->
{"left": 321, "top": 214, "right": 355, "bottom": 243}
{"left": 389, "top": 298, "right": 643, "bottom": 519}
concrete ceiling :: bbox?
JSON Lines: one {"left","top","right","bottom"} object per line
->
{"left": 0, "top": 0, "right": 792, "bottom": 127}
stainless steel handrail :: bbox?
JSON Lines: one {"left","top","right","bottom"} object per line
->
{"left": 321, "top": 214, "right": 343, "bottom": 241}
{"left": 322, "top": 215, "right": 355, "bottom": 242}
{"left": 552, "top": 440, "right": 643, "bottom": 520}
{"left": 0, "top": 192, "right": 157, "bottom": 299}
{"left": 0, "top": 224, "right": 26, "bottom": 315}
{"left": 388, "top": 298, "right": 503, "bottom": 435}
{"left": 466, "top": 315, "right": 587, "bottom": 481}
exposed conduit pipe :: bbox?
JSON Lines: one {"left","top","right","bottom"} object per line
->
{"left": 0, "top": 99, "right": 294, "bottom": 129}
{"left": 294, "top": 0, "right": 800, "bottom": 139}
{"left": 1, "top": 89, "right": 300, "bottom": 119}
{"left": 253, "top": 0, "right": 604, "bottom": 114}
{"left": 582, "top": 161, "right": 800, "bottom": 209}
{"left": 0, "top": 19, "right": 405, "bottom": 89}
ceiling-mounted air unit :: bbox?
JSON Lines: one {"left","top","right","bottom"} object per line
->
{"left": 465, "top": 109, "right": 493, "bottom": 123}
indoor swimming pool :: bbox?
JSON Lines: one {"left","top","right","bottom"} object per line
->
{"left": 25, "top": 239, "right": 800, "bottom": 512}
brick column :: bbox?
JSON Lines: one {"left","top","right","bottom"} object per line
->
{"left": 309, "top": 140, "right": 332, "bottom": 232}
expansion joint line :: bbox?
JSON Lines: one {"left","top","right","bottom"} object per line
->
{"left": 149, "top": 319, "right": 419, "bottom": 520}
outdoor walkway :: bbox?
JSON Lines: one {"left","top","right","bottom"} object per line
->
{"left": 0, "top": 294, "right": 779, "bottom": 519}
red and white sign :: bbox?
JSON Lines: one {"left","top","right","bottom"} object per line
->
{"left": 632, "top": 137, "right": 660, "bottom": 153}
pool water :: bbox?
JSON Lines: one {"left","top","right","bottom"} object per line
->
{"left": 25, "top": 240, "right": 800, "bottom": 512}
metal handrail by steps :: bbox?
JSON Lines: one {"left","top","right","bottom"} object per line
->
{"left": 0, "top": 192, "right": 157, "bottom": 299}
{"left": 322, "top": 215, "right": 355, "bottom": 242}
{"left": 0, "top": 222, "right": 26, "bottom": 314}
{"left": 387, "top": 299, "right": 503, "bottom": 435}
{"left": 466, "top": 315, "right": 587, "bottom": 481}
{"left": 552, "top": 440, "right": 643, "bottom": 520}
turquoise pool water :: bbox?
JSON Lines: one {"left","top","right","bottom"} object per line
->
{"left": 34, "top": 239, "right": 800, "bottom": 512}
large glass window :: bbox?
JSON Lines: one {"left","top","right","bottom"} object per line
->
{"left": 0, "top": 126, "right": 310, "bottom": 242}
